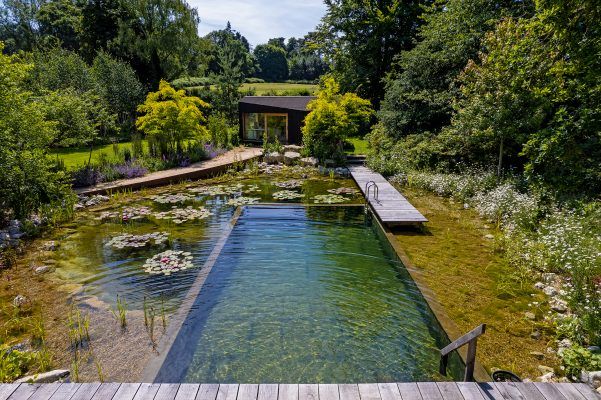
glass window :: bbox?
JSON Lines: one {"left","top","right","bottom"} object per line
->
{"left": 244, "top": 113, "right": 265, "bottom": 141}
{"left": 266, "top": 115, "right": 287, "bottom": 144}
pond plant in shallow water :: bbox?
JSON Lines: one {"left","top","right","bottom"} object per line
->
{"left": 313, "top": 194, "right": 349, "bottom": 204}
{"left": 95, "top": 206, "right": 153, "bottom": 222}
{"left": 188, "top": 184, "right": 244, "bottom": 196}
{"left": 227, "top": 197, "right": 260, "bottom": 206}
{"left": 274, "top": 179, "right": 303, "bottom": 189}
{"left": 150, "top": 193, "right": 195, "bottom": 204}
{"left": 328, "top": 187, "right": 359, "bottom": 195}
{"left": 272, "top": 190, "right": 305, "bottom": 201}
{"left": 105, "top": 232, "right": 169, "bottom": 249}
{"left": 153, "top": 206, "right": 212, "bottom": 224}
{"left": 142, "top": 250, "right": 194, "bottom": 276}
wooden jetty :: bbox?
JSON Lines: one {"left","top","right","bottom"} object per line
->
{"left": 0, "top": 382, "right": 598, "bottom": 400}
{"left": 349, "top": 166, "right": 427, "bottom": 226}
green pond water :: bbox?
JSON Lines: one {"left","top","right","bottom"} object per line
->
{"left": 48, "top": 171, "right": 461, "bottom": 382}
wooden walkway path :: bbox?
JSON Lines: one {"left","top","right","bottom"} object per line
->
{"left": 0, "top": 382, "right": 598, "bottom": 400}
{"left": 349, "top": 166, "right": 427, "bottom": 226}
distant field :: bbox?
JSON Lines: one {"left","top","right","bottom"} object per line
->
{"left": 346, "top": 138, "right": 369, "bottom": 155}
{"left": 50, "top": 141, "right": 149, "bottom": 169}
{"left": 207, "top": 82, "right": 317, "bottom": 96}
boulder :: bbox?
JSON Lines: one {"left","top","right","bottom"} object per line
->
{"left": 537, "top": 365, "right": 554, "bottom": 374}
{"left": 41, "top": 241, "right": 58, "bottom": 252}
{"left": 530, "top": 351, "right": 545, "bottom": 360}
{"left": 525, "top": 312, "right": 536, "bottom": 321}
{"left": 530, "top": 330, "right": 542, "bottom": 340}
{"left": 283, "top": 151, "right": 301, "bottom": 165}
{"left": 34, "top": 266, "right": 51, "bottom": 275}
{"left": 12, "top": 295, "right": 28, "bottom": 308}
{"left": 539, "top": 372, "right": 555, "bottom": 382}
{"left": 300, "top": 157, "right": 318, "bottom": 167}
{"left": 543, "top": 286, "right": 558, "bottom": 296}
{"left": 550, "top": 299, "right": 568, "bottom": 313}
{"left": 15, "top": 369, "right": 70, "bottom": 384}
{"left": 283, "top": 145, "right": 302, "bottom": 152}
{"left": 264, "top": 152, "right": 284, "bottom": 164}
{"left": 581, "top": 371, "right": 601, "bottom": 389}
{"left": 484, "top": 234, "right": 494, "bottom": 240}
{"left": 542, "top": 272, "right": 557, "bottom": 285}
{"left": 534, "top": 282, "right": 545, "bottom": 290}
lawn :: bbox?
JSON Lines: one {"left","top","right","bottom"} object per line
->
{"left": 207, "top": 82, "right": 317, "bottom": 96}
{"left": 346, "top": 138, "right": 369, "bottom": 155}
{"left": 50, "top": 141, "right": 149, "bottom": 169}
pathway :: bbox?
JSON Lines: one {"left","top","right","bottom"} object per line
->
{"left": 349, "top": 166, "right": 427, "bottom": 226}
{"left": 76, "top": 147, "right": 263, "bottom": 196}
{"left": 0, "top": 382, "right": 598, "bottom": 400}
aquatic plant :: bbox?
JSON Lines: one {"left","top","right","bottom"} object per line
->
{"left": 142, "top": 250, "right": 194, "bottom": 275}
{"left": 313, "top": 194, "right": 349, "bottom": 204}
{"left": 274, "top": 179, "right": 303, "bottom": 189}
{"left": 105, "top": 232, "right": 169, "bottom": 249}
{"left": 160, "top": 298, "right": 167, "bottom": 330}
{"left": 188, "top": 183, "right": 244, "bottom": 196}
{"left": 94, "top": 355, "right": 105, "bottom": 383}
{"left": 153, "top": 206, "right": 212, "bottom": 224}
{"left": 67, "top": 307, "right": 90, "bottom": 349}
{"left": 244, "top": 184, "right": 261, "bottom": 193}
{"left": 273, "top": 190, "right": 305, "bottom": 201}
{"left": 150, "top": 193, "right": 195, "bottom": 204}
{"left": 227, "top": 197, "right": 260, "bottom": 206}
{"left": 95, "top": 206, "right": 153, "bottom": 222}
{"left": 327, "top": 187, "right": 359, "bottom": 195}
{"left": 110, "top": 295, "right": 128, "bottom": 329}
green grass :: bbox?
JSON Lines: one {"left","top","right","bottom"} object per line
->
{"left": 346, "top": 138, "right": 369, "bottom": 155}
{"left": 49, "top": 141, "right": 149, "bottom": 170}
{"left": 207, "top": 82, "right": 317, "bottom": 96}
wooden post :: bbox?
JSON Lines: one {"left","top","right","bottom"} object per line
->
{"left": 464, "top": 337, "right": 478, "bottom": 382}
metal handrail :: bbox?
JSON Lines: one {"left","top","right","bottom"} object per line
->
{"left": 440, "top": 324, "right": 486, "bottom": 382}
{"left": 365, "top": 181, "right": 379, "bottom": 203}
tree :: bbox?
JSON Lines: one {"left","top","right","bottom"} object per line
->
{"left": 205, "top": 23, "right": 256, "bottom": 78}
{"left": 316, "top": 0, "right": 427, "bottom": 104}
{"left": 36, "top": 0, "right": 82, "bottom": 50}
{"left": 112, "top": 0, "right": 201, "bottom": 87}
{"left": 136, "top": 80, "right": 209, "bottom": 156}
{"left": 29, "top": 48, "right": 96, "bottom": 94}
{"left": 212, "top": 41, "right": 244, "bottom": 123}
{"left": 379, "top": 0, "right": 534, "bottom": 140}
{"left": 91, "top": 51, "right": 145, "bottom": 130}
{"left": 0, "top": 42, "right": 71, "bottom": 219}
{"left": 302, "top": 76, "right": 373, "bottom": 162}
{"left": 79, "top": 0, "right": 125, "bottom": 61}
{"left": 0, "top": 0, "right": 43, "bottom": 52}
{"left": 254, "top": 44, "right": 288, "bottom": 82}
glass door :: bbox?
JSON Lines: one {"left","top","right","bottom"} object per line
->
{"left": 265, "top": 114, "right": 288, "bottom": 144}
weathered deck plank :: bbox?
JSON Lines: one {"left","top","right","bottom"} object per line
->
{"left": 349, "top": 166, "right": 427, "bottom": 226}
{"left": 0, "top": 382, "right": 597, "bottom": 400}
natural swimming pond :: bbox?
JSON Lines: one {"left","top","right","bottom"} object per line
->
{"left": 150, "top": 206, "right": 462, "bottom": 383}
{"left": 39, "top": 166, "right": 461, "bottom": 382}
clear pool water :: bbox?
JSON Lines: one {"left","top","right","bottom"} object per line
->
{"left": 154, "top": 206, "right": 462, "bottom": 383}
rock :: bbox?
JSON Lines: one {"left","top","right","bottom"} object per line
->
{"left": 283, "top": 144, "right": 302, "bottom": 152}
{"left": 588, "top": 346, "right": 601, "bottom": 353}
{"left": 324, "top": 159, "right": 335, "bottom": 167}
{"left": 539, "top": 372, "right": 555, "bottom": 382}
{"left": 530, "top": 351, "right": 545, "bottom": 360}
{"left": 463, "top": 203, "right": 469, "bottom": 209}
{"left": 525, "top": 312, "right": 537, "bottom": 320}
{"left": 264, "top": 152, "right": 283, "bottom": 164}
{"left": 543, "top": 286, "right": 558, "bottom": 296}
{"left": 12, "top": 295, "right": 28, "bottom": 308}
{"left": 550, "top": 299, "right": 568, "bottom": 313}
{"left": 34, "top": 265, "right": 51, "bottom": 275}
{"left": 537, "top": 365, "right": 554, "bottom": 374}
{"left": 334, "top": 167, "right": 350, "bottom": 177}
{"left": 530, "top": 330, "right": 542, "bottom": 340}
{"left": 300, "top": 157, "right": 318, "bottom": 167}
{"left": 597, "top": 387, "right": 601, "bottom": 395}
{"left": 484, "top": 234, "right": 494, "bottom": 240}
{"left": 534, "top": 282, "right": 545, "bottom": 290}
{"left": 542, "top": 272, "right": 557, "bottom": 285}
{"left": 581, "top": 371, "right": 601, "bottom": 389}
{"left": 15, "top": 369, "right": 70, "bottom": 383}
{"left": 7, "top": 341, "right": 29, "bottom": 353}
{"left": 41, "top": 241, "right": 58, "bottom": 251}
{"left": 283, "top": 151, "right": 301, "bottom": 165}
{"left": 8, "top": 220, "right": 22, "bottom": 236}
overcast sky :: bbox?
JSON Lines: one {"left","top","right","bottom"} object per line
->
{"left": 189, "top": 0, "right": 327, "bottom": 47}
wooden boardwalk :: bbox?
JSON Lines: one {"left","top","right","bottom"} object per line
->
{"left": 349, "top": 166, "right": 427, "bottom": 226}
{"left": 0, "top": 382, "right": 598, "bottom": 400}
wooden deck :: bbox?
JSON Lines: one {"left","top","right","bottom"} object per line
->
{"left": 348, "top": 166, "right": 427, "bottom": 226}
{"left": 0, "top": 382, "right": 598, "bottom": 400}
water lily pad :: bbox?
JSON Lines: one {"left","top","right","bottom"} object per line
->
{"left": 227, "top": 197, "right": 260, "bottom": 206}
{"left": 188, "top": 184, "right": 244, "bottom": 196}
{"left": 273, "top": 190, "right": 305, "bottom": 201}
{"left": 313, "top": 194, "right": 349, "bottom": 204}
{"left": 150, "top": 193, "right": 195, "bottom": 204}
{"left": 95, "top": 206, "right": 153, "bottom": 222}
{"left": 142, "top": 250, "right": 194, "bottom": 276}
{"left": 153, "top": 206, "right": 212, "bottom": 224}
{"left": 105, "top": 232, "right": 169, "bottom": 249}
{"left": 327, "top": 187, "right": 359, "bottom": 195}
{"left": 274, "top": 179, "right": 303, "bottom": 189}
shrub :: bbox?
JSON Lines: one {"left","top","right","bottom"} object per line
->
{"left": 0, "top": 349, "right": 34, "bottom": 382}
{"left": 171, "top": 76, "right": 214, "bottom": 89}
{"left": 560, "top": 346, "right": 601, "bottom": 379}
{"left": 245, "top": 77, "right": 265, "bottom": 84}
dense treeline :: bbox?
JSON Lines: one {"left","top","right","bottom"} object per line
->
{"left": 313, "top": 0, "right": 600, "bottom": 198}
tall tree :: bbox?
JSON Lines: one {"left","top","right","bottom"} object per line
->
{"left": 254, "top": 44, "right": 288, "bottom": 82}
{"left": 0, "top": 0, "right": 43, "bottom": 52}
{"left": 213, "top": 41, "right": 244, "bottom": 122}
{"left": 379, "top": 0, "right": 534, "bottom": 140}
{"left": 205, "top": 23, "right": 256, "bottom": 78}
{"left": 316, "top": 0, "right": 427, "bottom": 104}
{"left": 36, "top": 0, "right": 82, "bottom": 50}
{"left": 79, "top": 0, "right": 125, "bottom": 61}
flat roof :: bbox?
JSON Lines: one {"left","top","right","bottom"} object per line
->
{"left": 239, "top": 96, "right": 316, "bottom": 111}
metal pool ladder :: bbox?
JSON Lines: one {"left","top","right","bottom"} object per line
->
{"left": 365, "top": 181, "right": 380, "bottom": 206}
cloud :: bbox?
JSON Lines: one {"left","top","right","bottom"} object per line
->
{"left": 188, "top": 0, "right": 326, "bottom": 47}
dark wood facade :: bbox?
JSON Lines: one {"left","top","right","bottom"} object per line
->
{"left": 238, "top": 96, "right": 315, "bottom": 145}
